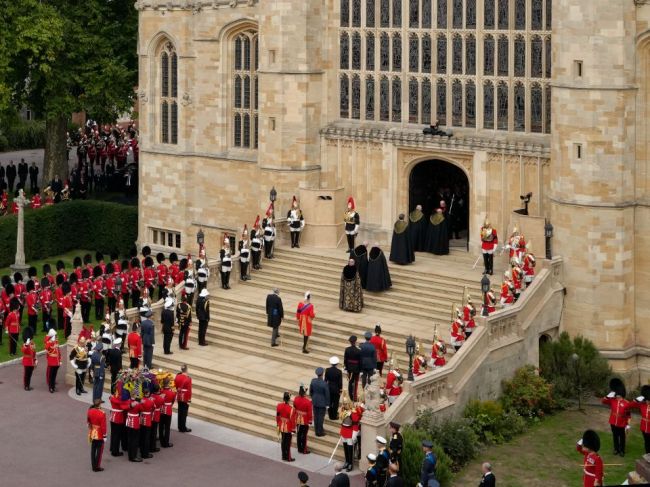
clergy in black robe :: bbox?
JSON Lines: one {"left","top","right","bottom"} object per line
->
{"left": 408, "top": 205, "right": 427, "bottom": 252}
{"left": 339, "top": 259, "right": 363, "bottom": 312}
{"left": 366, "top": 245, "right": 392, "bottom": 292}
{"left": 389, "top": 214, "right": 415, "bottom": 265}
{"left": 424, "top": 209, "right": 450, "bottom": 255}
{"left": 351, "top": 244, "right": 369, "bottom": 289}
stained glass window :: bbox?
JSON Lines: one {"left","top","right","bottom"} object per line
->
{"left": 392, "top": 77, "right": 401, "bottom": 121}
{"left": 484, "top": 80, "right": 494, "bottom": 129}
{"left": 466, "top": 0, "right": 476, "bottom": 28}
{"left": 234, "top": 76, "right": 242, "bottom": 108}
{"left": 393, "top": 34, "right": 402, "bottom": 71}
{"left": 171, "top": 53, "right": 177, "bottom": 97}
{"left": 466, "top": 34, "right": 476, "bottom": 75}
{"left": 498, "top": 0, "right": 508, "bottom": 30}
{"left": 409, "top": 78, "right": 419, "bottom": 123}
{"left": 352, "top": 32, "right": 361, "bottom": 70}
{"left": 422, "top": 78, "right": 432, "bottom": 124}
{"left": 409, "top": 34, "right": 419, "bottom": 72}
{"left": 497, "top": 81, "right": 508, "bottom": 130}
{"left": 351, "top": 74, "right": 361, "bottom": 119}
{"left": 352, "top": 0, "right": 361, "bottom": 26}
{"left": 254, "top": 114, "right": 258, "bottom": 148}
{"left": 366, "top": 33, "right": 375, "bottom": 70}
{"left": 437, "top": 35, "right": 447, "bottom": 74}
{"left": 233, "top": 33, "right": 257, "bottom": 148}
{"left": 233, "top": 39, "right": 241, "bottom": 71}
{"left": 161, "top": 53, "right": 169, "bottom": 97}
{"left": 453, "top": 35, "right": 463, "bottom": 74}
{"left": 234, "top": 113, "right": 241, "bottom": 146}
{"left": 340, "top": 33, "right": 350, "bottom": 69}
{"left": 243, "top": 76, "right": 250, "bottom": 108}
{"left": 341, "top": 0, "right": 350, "bottom": 27}
{"left": 422, "top": 0, "right": 432, "bottom": 28}
{"left": 545, "top": 36, "right": 551, "bottom": 78}
{"left": 514, "top": 35, "right": 525, "bottom": 77}
{"left": 366, "top": 76, "right": 375, "bottom": 120}
{"left": 452, "top": 79, "right": 462, "bottom": 126}
{"left": 340, "top": 74, "right": 349, "bottom": 118}
{"left": 546, "top": 0, "right": 552, "bottom": 30}
{"left": 436, "top": 79, "right": 447, "bottom": 125}
{"left": 381, "top": 0, "right": 390, "bottom": 27}
{"left": 532, "top": 0, "right": 543, "bottom": 30}
{"left": 244, "top": 37, "right": 251, "bottom": 70}
{"left": 367, "top": 0, "right": 376, "bottom": 26}
{"left": 422, "top": 35, "right": 432, "bottom": 72}
{"left": 381, "top": 33, "right": 390, "bottom": 71}
{"left": 453, "top": 0, "right": 463, "bottom": 29}
{"left": 514, "top": 82, "right": 525, "bottom": 131}
{"left": 410, "top": 0, "right": 419, "bottom": 28}
{"left": 484, "top": 0, "right": 495, "bottom": 29}
{"left": 545, "top": 84, "right": 551, "bottom": 133}
{"left": 161, "top": 101, "right": 169, "bottom": 143}
{"left": 380, "top": 76, "right": 390, "bottom": 121}
{"left": 498, "top": 35, "right": 508, "bottom": 76}
{"left": 531, "top": 36, "right": 542, "bottom": 77}
{"left": 243, "top": 113, "right": 250, "bottom": 148}
{"left": 515, "top": 0, "right": 526, "bottom": 30}
{"left": 160, "top": 43, "right": 178, "bottom": 144}
{"left": 393, "top": 0, "right": 402, "bottom": 27}
{"left": 466, "top": 80, "right": 476, "bottom": 127}
{"left": 531, "top": 83, "right": 543, "bottom": 132}
{"left": 437, "top": 0, "right": 447, "bottom": 29}
{"left": 484, "top": 35, "right": 494, "bottom": 75}
{"left": 254, "top": 76, "right": 258, "bottom": 110}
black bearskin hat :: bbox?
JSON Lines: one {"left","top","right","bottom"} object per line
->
{"left": 26, "top": 280, "right": 34, "bottom": 292}
{"left": 156, "top": 252, "right": 165, "bottom": 264}
{"left": 609, "top": 377, "right": 626, "bottom": 398}
{"left": 169, "top": 252, "right": 178, "bottom": 263}
{"left": 144, "top": 256, "right": 154, "bottom": 268}
{"left": 142, "top": 245, "right": 151, "bottom": 257}
{"left": 130, "top": 246, "right": 138, "bottom": 258}
{"left": 93, "top": 265, "right": 103, "bottom": 278}
{"left": 179, "top": 258, "right": 188, "bottom": 271}
{"left": 55, "top": 274, "right": 64, "bottom": 286}
{"left": 42, "top": 263, "right": 52, "bottom": 275}
{"left": 96, "top": 251, "right": 104, "bottom": 263}
{"left": 73, "top": 256, "right": 82, "bottom": 268}
{"left": 1, "top": 275, "right": 10, "bottom": 288}
{"left": 642, "top": 385, "right": 650, "bottom": 402}
{"left": 105, "top": 262, "right": 114, "bottom": 275}
{"left": 28, "top": 266, "right": 37, "bottom": 278}
{"left": 5, "top": 283, "right": 14, "bottom": 295}
{"left": 582, "top": 430, "right": 600, "bottom": 453}
{"left": 69, "top": 273, "right": 78, "bottom": 284}
{"left": 13, "top": 272, "right": 23, "bottom": 283}
{"left": 40, "top": 277, "right": 49, "bottom": 289}
{"left": 130, "top": 257, "right": 140, "bottom": 269}
{"left": 110, "top": 252, "right": 119, "bottom": 262}
{"left": 81, "top": 269, "right": 90, "bottom": 279}
{"left": 83, "top": 253, "right": 92, "bottom": 265}
{"left": 62, "top": 281, "right": 71, "bottom": 294}
{"left": 9, "top": 297, "right": 20, "bottom": 311}
{"left": 121, "top": 260, "right": 129, "bottom": 271}
{"left": 56, "top": 260, "right": 65, "bottom": 271}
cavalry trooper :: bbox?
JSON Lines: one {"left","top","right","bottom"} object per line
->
{"left": 239, "top": 225, "right": 251, "bottom": 281}
{"left": 287, "top": 195, "right": 305, "bottom": 248}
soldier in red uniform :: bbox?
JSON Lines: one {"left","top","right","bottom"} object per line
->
{"left": 127, "top": 323, "right": 142, "bottom": 369}
{"left": 104, "top": 263, "right": 117, "bottom": 314}
{"left": 139, "top": 385, "right": 155, "bottom": 459}
{"left": 87, "top": 398, "right": 108, "bottom": 472}
{"left": 339, "top": 397, "right": 355, "bottom": 471}
{"left": 523, "top": 251, "right": 536, "bottom": 287}
{"left": 45, "top": 329, "right": 61, "bottom": 393}
{"left": 481, "top": 288, "right": 497, "bottom": 316}
{"left": 120, "top": 261, "right": 131, "bottom": 309}
{"left": 602, "top": 378, "right": 630, "bottom": 456}
{"left": 480, "top": 218, "right": 498, "bottom": 275}
{"left": 276, "top": 391, "right": 296, "bottom": 462}
{"left": 463, "top": 295, "right": 477, "bottom": 339}
{"left": 296, "top": 292, "right": 315, "bottom": 354}
{"left": 129, "top": 258, "right": 143, "bottom": 306}
{"left": 293, "top": 386, "right": 313, "bottom": 455}
{"left": 150, "top": 383, "right": 164, "bottom": 452}
{"left": 156, "top": 253, "right": 168, "bottom": 300}
{"left": 628, "top": 385, "right": 650, "bottom": 453}
{"left": 25, "top": 280, "right": 39, "bottom": 336}
{"left": 22, "top": 337, "right": 37, "bottom": 390}
{"left": 125, "top": 393, "right": 143, "bottom": 462}
{"left": 385, "top": 366, "right": 403, "bottom": 405}
{"left": 159, "top": 377, "right": 176, "bottom": 448}
{"left": 369, "top": 324, "right": 389, "bottom": 376}
{"left": 500, "top": 271, "right": 515, "bottom": 307}
{"left": 576, "top": 429, "right": 603, "bottom": 487}
{"left": 175, "top": 364, "right": 193, "bottom": 433}
{"left": 450, "top": 309, "right": 465, "bottom": 352}
{"left": 143, "top": 256, "right": 156, "bottom": 299}
{"left": 168, "top": 253, "right": 180, "bottom": 282}
{"left": 5, "top": 299, "right": 20, "bottom": 356}
{"left": 31, "top": 193, "right": 42, "bottom": 209}
{"left": 431, "top": 332, "right": 447, "bottom": 368}
{"left": 109, "top": 389, "right": 130, "bottom": 457}
{"left": 93, "top": 265, "right": 105, "bottom": 320}
{"left": 61, "top": 281, "right": 74, "bottom": 339}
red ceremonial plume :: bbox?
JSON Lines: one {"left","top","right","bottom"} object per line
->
{"left": 347, "top": 196, "right": 355, "bottom": 210}
{"left": 253, "top": 215, "right": 260, "bottom": 228}
{"left": 266, "top": 203, "right": 274, "bottom": 217}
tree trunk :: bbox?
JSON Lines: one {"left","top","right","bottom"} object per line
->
{"left": 43, "top": 114, "right": 69, "bottom": 187}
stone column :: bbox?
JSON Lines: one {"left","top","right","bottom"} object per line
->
{"left": 359, "top": 410, "right": 385, "bottom": 472}
{"left": 10, "top": 189, "right": 29, "bottom": 274}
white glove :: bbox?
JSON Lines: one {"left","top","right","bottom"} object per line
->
{"left": 607, "top": 391, "right": 616, "bottom": 398}
{"left": 626, "top": 425, "right": 631, "bottom": 432}
{"left": 354, "top": 225, "right": 359, "bottom": 234}
{"left": 416, "top": 483, "right": 423, "bottom": 487}
{"left": 70, "top": 360, "right": 78, "bottom": 369}
{"left": 577, "top": 439, "right": 583, "bottom": 446}
{"left": 637, "top": 396, "right": 645, "bottom": 403}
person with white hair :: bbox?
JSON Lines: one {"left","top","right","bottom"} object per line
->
{"left": 161, "top": 295, "right": 176, "bottom": 354}
{"left": 266, "top": 288, "right": 283, "bottom": 347}
{"left": 479, "top": 462, "right": 496, "bottom": 487}
{"left": 295, "top": 291, "right": 315, "bottom": 354}
{"left": 196, "top": 288, "right": 210, "bottom": 346}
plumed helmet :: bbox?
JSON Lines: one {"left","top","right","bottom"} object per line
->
{"left": 13, "top": 272, "right": 23, "bottom": 283}
{"left": 105, "top": 262, "right": 114, "bottom": 274}
{"left": 142, "top": 245, "right": 151, "bottom": 257}
{"left": 55, "top": 274, "right": 64, "bottom": 286}
{"left": 62, "top": 281, "right": 71, "bottom": 294}
{"left": 93, "top": 265, "right": 102, "bottom": 278}
{"left": 81, "top": 268, "right": 90, "bottom": 279}
{"left": 582, "top": 430, "right": 600, "bottom": 452}
{"left": 156, "top": 252, "right": 165, "bottom": 264}
{"left": 130, "top": 257, "right": 140, "bottom": 269}
{"left": 144, "top": 256, "right": 154, "bottom": 268}
{"left": 347, "top": 196, "right": 355, "bottom": 209}
{"left": 26, "top": 280, "right": 34, "bottom": 292}
{"left": 40, "top": 277, "right": 49, "bottom": 289}
{"left": 28, "top": 266, "right": 37, "bottom": 278}
{"left": 83, "top": 253, "right": 92, "bottom": 265}
{"left": 73, "top": 256, "right": 82, "bottom": 268}
{"left": 56, "top": 260, "right": 65, "bottom": 271}
{"left": 43, "top": 263, "right": 52, "bottom": 275}
{"left": 609, "top": 377, "right": 626, "bottom": 398}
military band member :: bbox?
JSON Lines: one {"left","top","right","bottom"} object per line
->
{"left": 389, "top": 422, "right": 403, "bottom": 468}
{"left": 127, "top": 323, "right": 142, "bottom": 368}
{"left": 156, "top": 253, "right": 168, "bottom": 299}
{"left": 159, "top": 376, "right": 176, "bottom": 447}
{"left": 451, "top": 308, "right": 465, "bottom": 352}
{"left": 263, "top": 208, "right": 277, "bottom": 259}
{"left": 22, "top": 337, "right": 37, "bottom": 391}
{"left": 40, "top": 277, "right": 53, "bottom": 332}
{"left": 70, "top": 337, "right": 90, "bottom": 395}
{"left": 45, "top": 328, "right": 61, "bottom": 393}
{"left": 480, "top": 218, "right": 498, "bottom": 275}
{"left": 106, "top": 338, "right": 123, "bottom": 395}
{"left": 293, "top": 385, "right": 313, "bottom": 454}
{"left": 87, "top": 398, "right": 108, "bottom": 472}
{"left": 251, "top": 216, "right": 264, "bottom": 270}
{"left": 129, "top": 257, "right": 143, "bottom": 306}
{"left": 109, "top": 388, "right": 129, "bottom": 457}
{"left": 287, "top": 195, "right": 305, "bottom": 248}
{"left": 162, "top": 296, "right": 175, "bottom": 355}
{"left": 344, "top": 197, "right": 360, "bottom": 253}
{"left": 239, "top": 226, "right": 251, "bottom": 281}
{"left": 105, "top": 263, "right": 117, "bottom": 314}
{"left": 326, "top": 356, "right": 343, "bottom": 420}
{"left": 196, "top": 288, "right": 210, "bottom": 346}
{"left": 463, "top": 295, "right": 477, "bottom": 339}
{"left": 277, "top": 391, "right": 296, "bottom": 462}
{"left": 25, "top": 279, "right": 39, "bottom": 335}
{"left": 92, "top": 265, "right": 105, "bottom": 320}
{"left": 143, "top": 256, "right": 156, "bottom": 300}
{"left": 176, "top": 294, "right": 192, "bottom": 350}
{"left": 576, "top": 430, "right": 603, "bottom": 487}
{"left": 5, "top": 299, "right": 20, "bottom": 356}
{"left": 120, "top": 260, "right": 131, "bottom": 309}
{"left": 220, "top": 236, "right": 233, "bottom": 289}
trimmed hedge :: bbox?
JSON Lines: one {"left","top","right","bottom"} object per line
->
{"left": 0, "top": 118, "right": 46, "bottom": 151}
{"left": 0, "top": 200, "right": 137, "bottom": 267}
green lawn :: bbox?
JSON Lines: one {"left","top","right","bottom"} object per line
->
{"left": 451, "top": 406, "right": 643, "bottom": 487}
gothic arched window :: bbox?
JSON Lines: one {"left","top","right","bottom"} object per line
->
{"left": 366, "top": 33, "right": 375, "bottom": 70}
{"left": 452, "top": 79, "right": 463, "bottom": 126}
{"left": 437, "top": 35, "right": 447, "bottom": 74}
{"left": 453, "top": 0, "right": 463, "bottom": 29}
{"left": 466, "top": 80, "right": 476, "bottom": 127}
{"left": 160, "top": 42, "right": 178, "bottom": 144}
{"left": 514, "top": 82, "right": 525, "bottom": 131}
{"left": 453, "top": 35, "right": 463, "bottom": 74}
{"left": 410, "top": 0, "right": 419, "bottom": 28}
{"left": 515, "top": 0, "right": 526, "bottom": 30}
{"left": 380, "top": 76, "right": 390, "bottom": 120}
{"left": 243, "top": 76, "right": 250, "bottom": 108}
{"left": 531, "top": 83, "right": 543, "bottom": 132}
{"left": 498, "top": 0, "right": 508, "bottom": 30}
{"left": 532, "top": 0, "right": 543, "bottom": 30}
{"left": 484, "top": 35, "right": 495, "bottom": 75}
{"left": 466, "top": 34, "right": 476, "bottom": 75}
{"left": 437, "top": 0, "right": 447, "bottom": 29}
{"left": 484, "top": 0, "right": 495, "bottom": 29}
{"left": 423, "top": 0, "right": 432, "bottom": 28}
{"left": 392, "top": 76, "right": 401, "bottom": 121}
{"left": 234, "top": 113, "right": 241, "bottom": 146}
{"left": 422, "top": 78, "right": 432, "bottom": 124}
{"left": 409, "top": 34, "right": 419, "bottom": 72}
{"left": 497, "top": 35, "right": 508, "bottom": 76}
{"left": 497, "top": 81, "right": 508, "bottom": 130}
{"left": 409, "top": 78, "right": 419, "bottom": 122}
{"left": 531, "top": 36, "right": 542, "bottom": 77}
{"left": 351, "top": 74, "right": 361, "bottom": 119}
{"left": 546, "top": 0, "right": 552, "bottom": 30}
{"left": 243, "top": 113, "right": 251, "bottom": 148}
{"left": 393, "top": 0, "right": 402, "bottom": 27}
{"left": 352, "top": 32, "right": 362, "bottom": 70}
{"left": 392, "top": 33, "right": 402, "bottom": 71}
{"left": 366, "top": 76, "right": 375, "bottom": 120}
{"left": 340, "top": 74, "right": 350, "bottom": 118}
{"left": 341, "top": 0, "right": 350, "bottom": 27}
{"left": 367, "top": 0, "right": 376, "bottom": 26}
{"left": 234, "top": 38, "right": 242, "bottom": 70}
{"left": 422, "top": 35, "right": 432, "bottom": 72}
{"left": 484, "top": 80, "right": 494, "bottom": 129}
{"left": 381, "top": 0, "right": 390, "bottom": 27}
{"left": 514, "top": 35, "right": 525, "bottom": 77}
{"left": 380, "top": 33, "right": 390, "bottom": 71}
{"left": 544, "top": 84, "right": 551, "bottom": 133}
{"left": 436, "top": 79, "right": 447, "bottom": 125}
{"left": 352, "top": 0, "right": 361, "bottom": 27}
{"left": 340, "top": 33, "right": 350, "bottom": 70}
{"left": 234, "top": 76, "right": 242, "bottom": 108}
{"left": 466, "top": 0, "right": 477, "bottom": 29}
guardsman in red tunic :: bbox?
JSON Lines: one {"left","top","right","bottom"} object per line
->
{"left": 296, "top": 292, "right": 315, "bottom": 354}
{"left": 31, "top": 193, "right": 41, "bottom": 209}
{"left": 576, "top": 429, "right": 603, "bottom": 487}
{"left": 463, "top": 295, "right": 477, "bottom": 339}
{"left": 143, "top": 256, "right": 156, "bottom": 299}
{"left": 126, "top": 395, "right": 143, "bottom": 462}
{"left": 109, "top": 390, "right": 130, "bottom": 457}
{"left": 523, "top": 251, "right": 536, "bottom": 287}
{"left": 385, "top": 367, "right": 403, "bottom": 405}
{"left": 139, "top": 386, "right": 155, "bottom": 459}
{"left": 127, "top": 323, "right": 142, "bottom": 369}
{"left": 104, "top": 263, "right": 116, "bottom": 314}
{"left": 120, "top": 263, "right": 131, "bottom": 309}
{"left": 26, "top": 280, "right": 39, "bottom": 335}
{"left": 369, "top": 324, "right": 389, "bottom": 376}
{"left": 159, "top": 377, "right": 176, "bottom": 448}
{"left": 431, "top": 333, "right": 447, "bottom": 368}
{"left": 481, "top": 288, "right": 497, "bottom": 316}
{"left": 339, "top": 397, "right": 355, "bottom": 471}
{"left": 155, "top": 253, "right": 168, "bottom": 300}
{"left": 93, "top": 266, "right": 105, "bottom": 321}
{"left": 175, "top": 365, "right": 193, "bottom": 432}
{"left": 45, "top": 329, "right": 61, "bottom": 393}
{"left": 602, "top": 378, "right": 630, "bottom": 456}
{"left": 628, "top": 385, "right": 650, "bottom": 453}
{"left": 510, "top": 257, "right": 524, "bottom": 301}
{"left": 413, "top": 346, "right": 428, "bottom": 376}
{"left": 5, "top": 300, "right": 20, "bottom": 356}
{"left": 293, "top": 386, "right": 313, "bottom": 455}
{"left": 88, "top": 398, "right": 108, "bottom": 472}
{"left": 22, "top": 338, "right": 37, "bottom": 390}
{"left": 450, "top": 308, "right": 465, "bottom": 352}
{"left": 150, "top": 383, "right": 164, "bottom": 452}
{"left": 500, "top": 271, "right": 515, "bottom": 307}
{"left": 168, "top": 253, "right": 180, "bottom": 283}
{"left": 480, "top": 218, "right": 498, "bottom": 275}
{"left": 276, "top": 391, "right": 296, "bottom": 462}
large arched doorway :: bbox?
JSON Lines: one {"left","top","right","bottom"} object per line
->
{"left": 409, "top": 159, "right": 470, "bottom": 248}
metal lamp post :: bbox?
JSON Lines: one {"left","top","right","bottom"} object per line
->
{"left": 270, "top": 187, "right": 277, "bottom": 204}
{"left": 481, "top": 275, "right": 490, "bottom": 317}
{"left": 196, "top": 228, "right": 204, "bottom": 246}
{"left": 406, "top": 335, "right": 416, "bottom": 381}
{"left": 544, "top": 219, "right": 554, "bottom": 260}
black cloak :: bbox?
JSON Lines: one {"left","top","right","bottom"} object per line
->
{"left": 351, "top": 245, "right": 369, "bottom": 289}
{"left": 366, "top": 247, "right": 392, "bottom": 292}
{"left": 389, "top": 219, "right": 415, "bottom": 265}
{"left": 408, "top": 209, "right": 427, "bottom": 252}
{"left": 424, "top": 212, "right": 449, "bottom": 255}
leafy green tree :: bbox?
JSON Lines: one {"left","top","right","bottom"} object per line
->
{"left": 1, "top": 0, "right": 138, "bottom": 182}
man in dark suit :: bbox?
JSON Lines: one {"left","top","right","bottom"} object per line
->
{"left": 17, "top": 158, "right": 28, "bottom": 189}
{"left": 140, "top": 308, "right": 155, "bottom": 369}
{"left": 6, "top": 160, "right": 16, "bottom": 192}
{"left": 479, "top": 462, "right": 496, "bottom": 487}
{"left": 325, "top": 356, "right": 343, "bottom": 420}
{"left": 161, "top": 296, "right": 175, "bottom": 354}
{"left": 266, "top": 288, "right": 283, "bottom": 347}
{"left": 329, "top": 463, "right": 350, "bottom": 487}
{"left": 386, "top": 463, "right": 404, "bottom": 487}
{"left": 343, "top": 335, "right": 361, "bottom": 401}
{"left": 360, "top": 331, "right": 377, "bottom": 388}
{"left": 309, "top": 367, "right": 329, "bottom": 437}
{"left": 28, "top": 162, "right": 39, "bottom": 193}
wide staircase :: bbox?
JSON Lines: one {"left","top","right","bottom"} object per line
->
{"left": 144, "top": 246, "right": 485, "bottom": 461}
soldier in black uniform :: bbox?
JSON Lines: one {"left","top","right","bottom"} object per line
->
{"left": 343, "top": 335, "right": 361, "bottom": 401}
{"left": 219, "top": 237, "right": 233, "bottom": 289}
{"left": 106, "top": 338, "right": 123, "bottom": 394}
{"left": 389, "top": 422, "right": 403, "bottom": 469}
{"left": 287, "top": 196, "right": 305, "bottom": 248}
{"left": 365, "top": 453, "right": 378, "bottom": 487}
{"left": 325, "top": 356, "right": 343, "bottom": 420}
{"left": 176, "top": 294, "right": 192, "bottom": 350}
{"left": 161, "top": 296, "right": 175, "bottom": 354}
{"left": 195, "top": 288, "right": 210, "bottom": 346}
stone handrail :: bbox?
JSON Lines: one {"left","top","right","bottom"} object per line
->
{"left": 359, "top": 257, "right": 565, "bottom": 466}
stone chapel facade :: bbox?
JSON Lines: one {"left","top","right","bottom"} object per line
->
{"left": 136, "top": 0, "right": 650, "bottom": 380}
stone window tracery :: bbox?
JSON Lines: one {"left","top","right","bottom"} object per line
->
{"left": 466, "top": 0, "right": 476, "bottom": 29}
{"left": 422, "top": 78, "right": 432, "bottom": 124}
{"left": 453, "top": 0, "right": 463, "bottom": 29}
{"left": 392, "top": 33, "right": 402, "bottom": 71}
{"left": 531, "top": 82, "right": 543, "bottom": 132}
{"left": 381, "top": 0, "right": 390, "bottom": 27}
{"left": 410, "top": 0, "right": 419, "bottom": 28}
{"left": 422, "top": 0, "right": 432, "bottom": 27}
{"left": 532, "top": 0, "right": 543, "bottom": 30}
{"left": 515, "top": 0, "right": 526, "bottom": 30}
{"left": 452, "top": 79, "right": 463, "bottom": 126}
{"left": 437, "top": 0, "right": 447, "bottom": 29}
{"left": 352, "top": 32, "right": 362, "bottom": 69}
{"left": 498, "top": 0, "right": 508, "bottom": 30}
{"left": 392, "top": 76, "right": 401, "bottom": 121}
{"left": 340, "top": 74, "right": 350, "bottom": 117}
{"left": 453, "top": 34, "right": 463, "bottom": 74}
{"left": 466, "top": 34, "right": 476, "bottom": 75}
{"left": 484, "top": 34, "right": 495, "bottom": 75}
{"left": 514, "top": 82, "right": 525, "bottom": 131}
{"left": 366, "top": 33, "right": 375, "bottom": 70}
{"left": 514, "top": 35, "right": 525, "bottom": 77}
{"left": 366, "top": 76, "right": 375, "bottom": 119}
{"left": 232, "top": 31, "right": 258, "bottom": 148}
{"left": 484, "top": 80, "right": 494, "bottom": 129}
{"left": 393, "top": 0, "right": 402, "bottom": 27}
{"left": 380, "top": 76, "right": 390, "bottom": 120}
{"left": 497, "top": 81, "right": 508, "bottom": 130}
{"left": 160, "top": 42, "right": 177, "bottom": 144}
{"left": 352, "top": 0, "right": 361, "bottom": 27}
{"left": 422, "top": 35, "right": 432, "bottom": 72}
{"left": 341, "top": 0, "right": 350, "bottom": 27}
{"left": 437, "top": 79, "right": 446, "bottom": 125}
{"left": 466, "top": 80, "right": 476, "bottom": 127}
{"left": 409, "top": 34, "right": 419, "bottom": 72}
{"left": 367, "top": 0, "right": 376, "bottom": 26}
{"left": 351, "top": 74, "right": 361, "bottom": 119}
{"left": 484, "top": 0, "right": 495, "bottom": 29}
{"left": 409, "top": 78, "right": 419, "bottom": 122}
